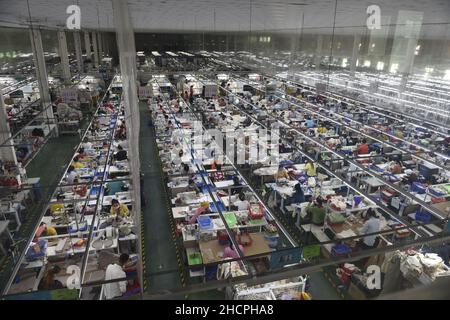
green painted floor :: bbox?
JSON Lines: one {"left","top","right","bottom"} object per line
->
{"left": 139, "top": 102, "right": 182, "bottom": 294}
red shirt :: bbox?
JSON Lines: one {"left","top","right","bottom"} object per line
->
{"left": 358, "top": 144, "right": 369, "bottom": 154}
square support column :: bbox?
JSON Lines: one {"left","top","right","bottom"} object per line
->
{"left": 57, "top": 30, "right": 71, "bottom": 83}
{"left": 29, "top": 27, "right": 58, "bottom": 136}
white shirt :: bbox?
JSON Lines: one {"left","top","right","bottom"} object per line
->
{"left": 103, "top": 264, "right": 127, "bottom": 300}
{"left": 82, "top": 142, "right": 93, "bottom": 149}
{"left": 234, "top": 200, "right": 250, "bottom": 211}
{"left": 66, "top": 171, "right": 78, "bottom": 184}
{"left": 359, "top": 217, "right": 380, "bottom": 247}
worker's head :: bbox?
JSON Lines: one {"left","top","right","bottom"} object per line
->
{"left": 182, "top": 163, "right": 190, "bottom": 173}
{"left": 117, "top": 145, "right": 123, "bottom": 151}
{"left": 68, "top": 165, "right": 75, "bottom": 173}
{"left": 78, "top": 147, "right": 84, "bottom": 154}
{"left": 111, "top": 199, "right": 120, "bottom": 208}
{"left": 366, "top": 208, "right": 377, "bottom": 218}
{"left": 294, "top": 183, "right": 302, "bottom": 192}
{"left": 119, "top": 253, "right": 129, "bottom": 266}
{"left": 238, "top": 192, "right": 246, "bottom": 201}
{"left": 73, "top": 156, "right": 80, "bottom": 163}
{"left": 362, "top": 139, "right": 367, "bottom": 144}
{"left": 315, "top": 197, "right": 323, "bottom": 207}
{"left": 56, "top": 194, "right": 64, "bottom": 202}
{"left": 49, "top": 265, "right": 61, "bottom": 276}
{"left": 178, "top": 149, "right": 184, "bottom": 157}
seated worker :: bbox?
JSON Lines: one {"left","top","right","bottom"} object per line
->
{"left": 109, "top": 199, "right": 130, "bottom": 218}
{"left": 181, "top": 163, "right": 194, "bottom": 175}
{"left": 358, "top": 208, "right": 381, "bottom": 250}
{"left": 291, "top": 183, "right": 305, "bottom": 204}
{"left": 224, "top": 240, "right": 245, "bottom": 259}
{"left": 102, "top": 141, "right": 110, "bottom": 150}
{"left": 187, "top": 202, "right": 210, "bottom": 224}
{"left": 274, "top": 166, "right": 289, "bottom": 181}
{"left": 114, "top": 145, "right": 128, "bottom": 161}
{"left": 40, "top": 222, "right": 58, "bottom": 237}
{"left": 389, "top": 161, "right": 403, "bottom": 174}
{"left": 66, "top": 165, "right": 78, "bottom": 184}
{"left": 317, "top": 125, "right": 328, "bottom": 134}
{"left": 233, "top": 192, "right": 250, "bottom": 211}
{"left": 357, "top": 139, "right": 370, "bottom": 155}
{"left": 305, "top": 118, "right": 315, "bottom": 128}
{"left": 304, "top": 160, "right": 316, "bottom": 177}
{"left": 72, "top": 156, "right": 85, "bottom": 169}
{"left": 306, "top": 197, "right": 326, "bottom": 225}
{"left": 394, "top": 128, "right": 404, "bottom": 139}
{"left": 50, "top": 195, "right": 65, "bottom": 215}
{"left": 34, "top": 222, "right": 57, "bottom": 241}
{"left": 72, "top": 178, "right": 88, "bottom": 197}
{"left": 74, "top": 147, "right": 86, "bottom": 159}
{"left": 231, "top": 176, "right": 242, "bottom": 195}
{"left": 38, "top": 265, "right": 63, "bottom": 290}
{"left": 204, "top": 141, "right": 215, "bottom": 159}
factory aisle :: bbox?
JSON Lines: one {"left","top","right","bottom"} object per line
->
{"left": 139, "top": 101, "right": 183, "bottom": 294}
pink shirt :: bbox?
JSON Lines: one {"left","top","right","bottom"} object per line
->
{"left": 223, "top": 245, "right": 245, "bottom": 259}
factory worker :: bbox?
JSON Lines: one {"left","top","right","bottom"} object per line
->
{"left": 304, "top": 160, "right": 316, "bottom": 177}
{"left": 103, "top": 254, "right": 129, "bottom": 300}
{"left": 109, "top": 199, "right": 130, "bottom": 218}
{"left": 357, "top": 139, "right": 370, "bottom": 155}
{"left": 233, "top": 192, "right": 250, "bottom": 211}
{"left": 274, "top": 165, "right": 289, "bottom": 181}
{"left": 359, "top": 208, "right": 380, "bottom": 250}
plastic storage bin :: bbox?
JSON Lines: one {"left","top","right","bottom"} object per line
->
{"left": 411, "top": 182, "right": 427, "bottom": 194}
{"left": 415, "top": 210, "right": 431, "bottom": 224}
{"left": 197, "top": 216, "right": 213, "bottom": 230}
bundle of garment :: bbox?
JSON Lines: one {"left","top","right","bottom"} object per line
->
{"left": 57, "top": 102, "right": 82, "bottom": 120}
{"left": 418, "top": 253, "right": 447, "bottom": 280}
{"left": 326, "top": 137, "right": 340, "bottom": 148}
{"left": 400, "top": 254, "right": 423, "bottom": 282}
{"left": 329, "top": 196, "right": 347, "bottom": 212}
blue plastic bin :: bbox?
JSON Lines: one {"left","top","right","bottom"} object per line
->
{"left": 197, "top": 216, "right": 213, "bottom": 230}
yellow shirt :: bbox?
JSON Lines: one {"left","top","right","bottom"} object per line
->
{"left": 44, "top": 227, "right": 57, "bottom": 236}
{"left": 318, "top": 127, "right": 328, "bottom": 134}
{"left": 72, "top": 161, "right": 85, "bottom": 169}
{"left": 275, "top": 170, "right": 289, "bottom": 180}
{"left": 304, "top": 163, "right": 316, "bottom": 176}
{"left": 395, "top": 130, "right": 404, "bottom": 139}
{"left": 50, "top": 203, "right": 64, "bottom": 214}
{"left": 110, "top": 204, "right": 130, "bottom": 217}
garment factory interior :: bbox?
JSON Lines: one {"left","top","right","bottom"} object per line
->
{"left": 0, "top": 0, "right": 449, "bottom": 301}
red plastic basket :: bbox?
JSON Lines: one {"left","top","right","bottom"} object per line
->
{"left": 248, "top": 203, "right": 265, "bottom": 220}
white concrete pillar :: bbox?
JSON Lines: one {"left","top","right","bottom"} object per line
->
{"left": 73, "top": 31, "right": 84, "bottom": 73}
{"left": 314, "top": 35, "right": 323, "bottom": 69}
{"left": 84, "top": 31, "right": 91, "bottom": 61}
{"left": 350, "top": 34, "right": 362, "bottom": 75}
{"left": 91, "top": 32, "right": 99, "bottom": 67}
{"left": 29, "top": 27, "right": 57, "bottom": 135}
{"left": 403, "top": 37, "right": 417, "bottom": 76}
{"left": 57, "top": 30, "right": 71, "bottom": 83}
{"left": 0, "top": 87, "right": 18, "bottom": 163}
{"left": 97, "top": 32, "right": 103, "bottom": 60}
{"left": 111, "top": 0, "right": 143, "bottom": 297}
